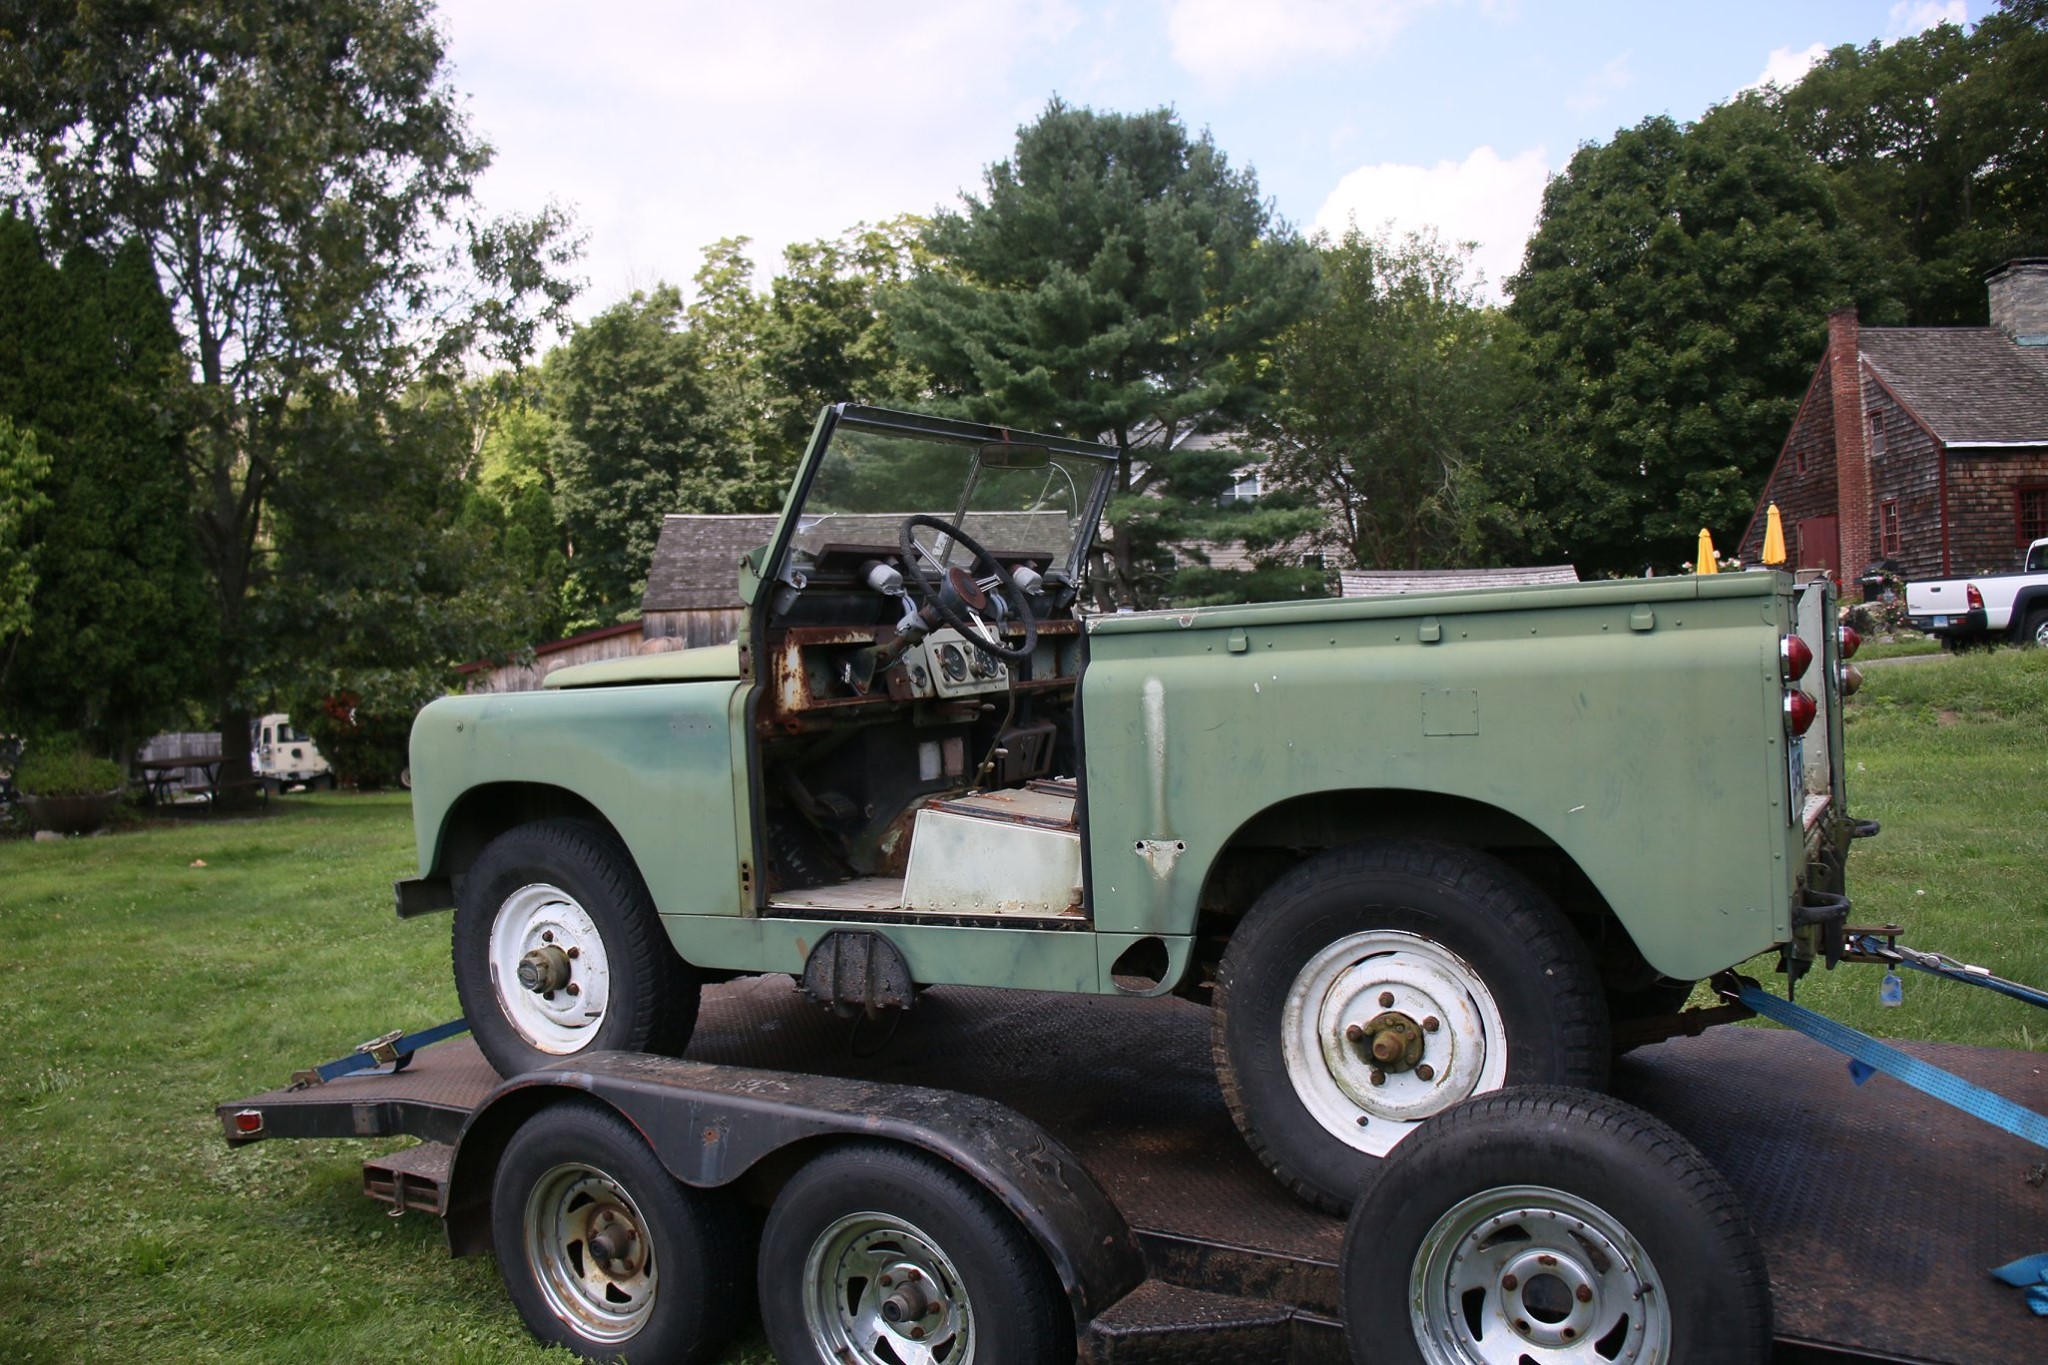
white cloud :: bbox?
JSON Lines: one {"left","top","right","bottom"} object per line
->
{"left": 1887, "top": 1, "right": 1968, "bottom": 40}
{"left": 1312, "top": 145, "right": 1550, "bottom": 300}
{"left": 1163, "top": 0, "right": 1437, "bottom": 82}
{"left": 435, "top": 0, "right": 1085, "bottom": 319}
{"left": 1566, "top": 52, "right": 1634, "bottom": 113}
{"left": 1741, "top": 42, "right": 1828, "bottom": 95}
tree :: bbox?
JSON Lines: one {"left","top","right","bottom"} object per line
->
{"left": 548, "top": 285, "right": 759, "bottom": 622}
{"left": 0, "top": 215, "right": 211, "bottom": 755}
{"left": 0, "top": 416, "right": 47, "bottom": 664}
{"left": 1764, "top": 2, "right": 2048, "bottom": 325}
{"left": 1506, "top": 103, "right": 1855, "bottom": 575}
{"left": 1255, "top": 228, "right": 1530, "bottom": 571}
{"left": 888, "top": 99, "right": 1320, "bottom": 603}
{"left": 0, "top": 0, "right": 576, "bottom": 787}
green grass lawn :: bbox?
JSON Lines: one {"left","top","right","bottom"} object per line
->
{"left": 1, "top": 649, "right": 2042, "bottom": 1362}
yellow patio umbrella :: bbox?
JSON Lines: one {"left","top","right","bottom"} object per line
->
{"left": 1761, "top": 502, "right": 1787, "bottom": 567}
{"left": 1696, "top": 527, "right": 1719, "bottom": 574}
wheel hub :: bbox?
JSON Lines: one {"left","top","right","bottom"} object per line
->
{"left": 1413, "top": 1184, "right": 1668, "bottom": 1365}
{"left": 1284, "top": 931, "right": 1509, "bottom": 1157}
{"left": 517, "top": 945, "right": 571, "bottom": 994}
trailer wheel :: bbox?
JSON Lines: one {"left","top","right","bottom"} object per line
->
{"left": 758, "top": 1142, "right": 1070, "bottom": 1365}
{"left": 1341, "top": 1087, "right": 1771, "bottom": 1365}
{"left": 1213, "top": 840, "right": 1607, "bottom": 1213}
{"left": 492, "top": 1100, "right": 739, "bottom": 1363}
{"left": 454, "top": 819, "right": 699, "bottom": 1077}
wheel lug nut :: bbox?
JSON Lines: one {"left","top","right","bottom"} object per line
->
{"left": 1576, "top": 1285, "right": 1593, "bottom": 1303}
{"left": 1515, "top": 1319, "right": 1530, "bottom": 1332}
{"left": 1415, "top": 1063, "right": 1435, "bottom": 1082}
{"left": 1501, "top": 1274, "right": 1518, "bottom": 1290}
{"left": 567, "top": 946, "right": 580, "bottom": 959}
{"left": 566, "top": 982, "right": 580, "bottom": 995}
{"left": 880, "top": 1274, "right": 894, "bottom": 1287}
{"left": 909, "top": 1326, "right": 927, "bottom": 1341}
{"left": 1378, "top": 991, "right": 1395, "bottom": 1007}
{"left": 542, "top": 931, "right": 554, "bottom": 943}
{"left": 1538, "top": 1254, "right": 1558, "bottom": 1266}
{"left": 1370, "top": 1069, "right": 1386, "bottom": 1086}
{"left": 1345, "top": 1023, "right": 1365, "bottom": 1042}
{"left": 1562, "top": 1328, "right": 1578, "bottom": 1341}
{"left": 1423, "top": 1015, "right": 1440, "bottom": 1032}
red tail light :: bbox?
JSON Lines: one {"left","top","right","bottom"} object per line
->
{"left": 232, "top": 1109, "right": 264, "bottom": 1135}
{"left": 1780, "top": 635, "right": 1813, "bottom": 682}
{"left": 1838, "top": 626, "right": 1861, "bottom": 659}
{"left": 1967, "top": 583, "right": 1985, "bottom": 611}
{"left": 1784, "top": 690, "right": 1818, "bottom": 735}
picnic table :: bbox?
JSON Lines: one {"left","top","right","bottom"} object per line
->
{"left": 135, "top": 754, "right": 221, "bottom": 806}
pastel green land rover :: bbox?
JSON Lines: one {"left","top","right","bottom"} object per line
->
{"left": 400, "top": 404, "right": 1862, "bottom": 1211}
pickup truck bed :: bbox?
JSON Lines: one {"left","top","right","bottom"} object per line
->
{"left": 223, "top": 976, "right": 2048, "bottom": 1365}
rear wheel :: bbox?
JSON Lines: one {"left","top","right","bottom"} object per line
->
{"left": 2021, "top": 608, "right": 2048, "bottom": 650}
{"left": 492, "top": 1100, "right": 740, "bottom": 1362}
{"left": 1214, "top": 840, "right": 1607, "bottom": 1213}
{"left": 1340, "top": 1087, "right": 1771, "bottom": 1365}
{"left": 453, "top": 819, "right": 699, "bottom": 1077}
{"left": 758, "top": 1142, "right": 1070, "bottom": 1365}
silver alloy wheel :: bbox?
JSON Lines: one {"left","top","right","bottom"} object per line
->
{"left": 802, "top": 1211, "right": 974, "bottom": 1365}
{"left": 1281, "top": 930, "right": 1507, "bottom": 1157}
{"left": 2033, "top": 615, "right": 2048, "bottom": 648}
{"left": 1408, "top": 1183, "right": 1670, "bottom": 1365}
{"left": 487, "top": 882, "right": 613, "bottom": 1054}
{"left": 522, "top": 1160, "right": 658, "bottom": 1344}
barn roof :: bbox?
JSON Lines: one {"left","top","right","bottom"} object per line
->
{"left": 1860, "top": 327, "right": 2048, "bottom": 447}
{"left": 641, "top": 514, "right": 780, "bottom": 612}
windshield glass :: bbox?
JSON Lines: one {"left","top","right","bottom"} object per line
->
{"left": 789, "top": 419, "right": 1113, "bottom": 577}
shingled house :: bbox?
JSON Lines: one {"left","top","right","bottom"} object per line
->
{"left": 1737, "top": 260, "right": 2048, "bottom": 590}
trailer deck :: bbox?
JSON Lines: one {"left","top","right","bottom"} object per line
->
{"left": 223, "top": 977, "right": 2048, "bottom": 1364}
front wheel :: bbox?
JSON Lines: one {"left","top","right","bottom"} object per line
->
{"left": 1340, "top": 1088, "right": 1772, "bottom": 1365}
{"left": 1213, "top": 840, "right": 1607, "bottom": 1213}
{"left": 453, "top": 819, "right": 700, "bottom": 1077}
{"left": 758, "top": 1142, "right": 1071, "bottom": 1365}
{"left": 492, "top": 1099, "right": 741, "bottom": 1362}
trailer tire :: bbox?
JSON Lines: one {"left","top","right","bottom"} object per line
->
{"left": 1214, "top": 839, "right": 1607, "bottom": 1214}
{"left": 758, "top": 1141, "right": 1071, "bottom": 1365}
{"left": 454, "top": 818, "right": 699, "bottom": 1078}
{"left": 1340, "top": 1087, "right": 1771, "bottom": 1365}
{"left": 492, "top": 1099, "right": 740, "bottom": 1363}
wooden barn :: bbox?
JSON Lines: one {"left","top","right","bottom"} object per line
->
{"left": 457, "top": 620, "right": 646, "bottom": 695}
{"left": 1737, "top": 259, "right": 2048, "bottom": 591}
{"left": 639, "top": 514, "right": 782, "bottom": 648}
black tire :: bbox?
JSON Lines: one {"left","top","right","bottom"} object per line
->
{"left": 758, "top": 1142, "right": 1071, "bottom": 1365}
{"left": 2021, "top": 608, "right": 2048, "bottom": 650}
{"left": 1213, "top": 839, "right": 1607, "bottom": 1214}
{"left": 492, "top": 1099, "right": 741, "bottom": 1363}
{"left": 1340, "top": 1087, "right": 1772, "bottom": 1365}
{"left": 453, "top": 818, "right": 700, "bottom": 1077}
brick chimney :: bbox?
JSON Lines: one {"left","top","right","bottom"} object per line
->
{"left": 1828, "top": 307, "right": 1873, "bottom": 591}
{"left": 1987, "top": 259, "right": 2048, "bottom": 345}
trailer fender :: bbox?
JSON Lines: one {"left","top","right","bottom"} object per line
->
{"left": 440, "top": 1052, "right": 1145, "bottom": 1325}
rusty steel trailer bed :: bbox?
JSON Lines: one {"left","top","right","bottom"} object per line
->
{"left": 221, "top": 977, "right": 2048, "bottom": 1365}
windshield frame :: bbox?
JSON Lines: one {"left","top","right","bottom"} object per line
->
{"left": 764, "top": 404, "right": 1119, "bottom": 590}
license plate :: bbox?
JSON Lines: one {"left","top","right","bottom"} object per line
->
{"left": 1933, "top": 615, "right": 1949, "bottom": 627}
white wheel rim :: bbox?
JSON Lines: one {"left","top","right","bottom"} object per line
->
{"left": 1409, "top": 1184, "right": 1670, "bottom": 1365}
{"left": 1281, "top": 930, "right": 1507, "bottom": 1157}
{"left": 803, "top": 1211, "right": 975, "bottom": 1365}
{"left": 523, "top": 1160, "right": 657, "bottom": 1343}
{"left": 488, "top": 882, "right": 613, "bottom": 1054}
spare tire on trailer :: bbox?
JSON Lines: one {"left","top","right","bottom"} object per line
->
{"left": 1339, "top": 1086, "right": 1772, "bottom": 1365}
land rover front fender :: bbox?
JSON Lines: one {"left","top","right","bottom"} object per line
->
{"left": 408, "top": 680, "right": 754, "bottom": 920}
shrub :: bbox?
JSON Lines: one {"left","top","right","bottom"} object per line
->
{"left": 14, "top": 742, "right": 124, "bottom": 797}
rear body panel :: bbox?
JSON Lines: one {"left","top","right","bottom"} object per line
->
{"left": 1080, "top": 574, "right": 1805, "bottom": 982}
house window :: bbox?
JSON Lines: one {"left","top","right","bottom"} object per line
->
{"left": 1868, "top": 410, "right": 1887, "bottom": 456}
{"left": 1795, "top": 443, "right": 1807, "bottom": 475}
{"left": 2020, "top": 486, "right": 2048, "bottom": 546}
{"left": 1880, "top": 499, "right": 1900, "bottom": 557}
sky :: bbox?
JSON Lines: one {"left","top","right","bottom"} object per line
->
{"left": 433, "top": 1, "right": 1977, "bottom": 317}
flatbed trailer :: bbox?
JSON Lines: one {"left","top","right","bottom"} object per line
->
{"left": 220, "top": 977, "right": 2048, "bottom": 1364}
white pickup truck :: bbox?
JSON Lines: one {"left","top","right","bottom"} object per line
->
{"left": 1904, "top": 537, "right": 2048, "bottom": 648}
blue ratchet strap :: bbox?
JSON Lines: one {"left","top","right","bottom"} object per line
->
{"left": 1736, "top": 985, "right": 2048, "bottom": 1151}
{"left": 1992, "top": 1253, "right": 2048, "bottom": 1317}
{"left": 1849, "top": 934, "right": 2048, "bottom": 1011}
{"left": 292, "top": 1018, "right": 470, "bottom": 1088}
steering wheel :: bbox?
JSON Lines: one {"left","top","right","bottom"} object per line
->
{"left": 898, "top": 514, "right": 1038, "bottom": 663}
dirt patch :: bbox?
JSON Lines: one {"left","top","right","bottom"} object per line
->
{"left": 1936, "top": 709, "right": 1961, "bottom": 726}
